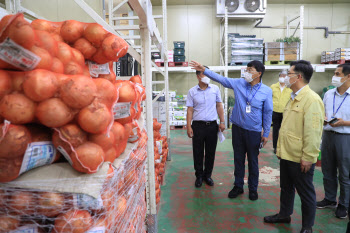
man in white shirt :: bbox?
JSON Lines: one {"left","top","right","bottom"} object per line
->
{"left": 186, "top": 66, "right": 225, "bottom": 188}
{"left": 316, "top": 64, "right": 350, "bottom": 219}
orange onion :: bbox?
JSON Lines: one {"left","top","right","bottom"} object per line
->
{"left": 0, "top": 157, "right": 22, "bottom": 182}
{"left": 70, "top": 142, "right": 105, "bottom": 174}
{"left": 60, "top": 20, "right": 85, "bottom": 44}
{"left": 23, "top": 69, "right": 58, "bottom": 102}
{"left": 9, "top": 190, "right": 36, "bottom": 215}
{"left": 115, "top": 81, "right": 136, "bottom": 102}
{"left": 64, "top": 61, "right": 83, "bottom": 75}
{"left": 30, "top": 46, "right": 53, "bottom": 70}
{"left": 35, "top": 30, "right": 59, "bottom": 56}
{"left": 52, "top": 124, "right": 87, "bottom": 155}
{"left": 83, "top": 23, "right": 107, "bottom": 47}
{"left": 60, "top": 75, "right": 97, "bottom": 109}
{"left": 51, "top": 57, "right": 64, "bottom": 73}
{"left": 0, "top": 70, "right": 12, "bottom": 99}
{"left": 9, "top": 71, "right": 26, "bottom": 92}
{"left": 37, "top": 192, "right": 65, "bottom": 217}
{"left": 7, "top": 15, "right": 35, "bottom": 49}
{"left": 57, "top": 42, "right": 73, "bottom": 65}
{"left": 0, "top": 215, "right": 20, "bottom": 232}
{"left": 77, "top": 101, "right": 112, "bottom": 134}
{"left": 36, "top": 98, "right": 74, "bottom": 128}
{"left": 0, "top": 124, "right": 31, "bottom": 159}
{"left": 54, "top": 209, "right": 92, "bottom": 233}
{"left": 89, "top": 131, "right": 115, "bottom": 151}
{"left": 0, "top": 93, "right": 36, "bottom": 124}
{"left": 73, "top": 38, "right": 96, "bottom": 59}
{"left": 93, "top": 78, "right": 118, "bottom": 108}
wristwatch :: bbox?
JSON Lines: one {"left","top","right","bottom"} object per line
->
{"left": 220, "top": 122, "right": 225, "bottom": 124}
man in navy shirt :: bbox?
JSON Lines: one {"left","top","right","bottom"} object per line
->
{"left": 186, "top": 66, "right": 225, "bottom": 188}
{"left": 190, "top": 60, "right": 273, "bottom": 201}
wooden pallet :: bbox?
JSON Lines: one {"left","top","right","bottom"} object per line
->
{"left": 229, "top": 61, "right": 250, "bottom": 66}
{"left": 155, "top": 62, "right": 188, "bottom": 67}
{"left": 321, "top": 59, "right": 350, "bottom": 65}
{"left": 170, "top": 125, "right": 187, "bottom": 130}
{"left": 169, "top": 62, "right": 188, "bottom": 67}
{"left": 264, "top": 60, "right": 293, "bottom": 65}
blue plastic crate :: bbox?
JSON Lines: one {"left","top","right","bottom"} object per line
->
{"left": 174, "top": 41, "right": 185, "bottom": 49}
{"left": 174, "top": 56, "right": 186, "bottom": 62}
{"left": 174, "top": 48, "right": 185, "bottom": 56}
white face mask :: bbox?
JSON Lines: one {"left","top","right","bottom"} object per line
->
{"left": 331, "top": 75, "right": 345, "bottom": 87}
{"left": 284, "top": 75, "right": 297, "bottom": 88}
{"left": 201, "top": 76, "right": 210, "bottom": 85}
{"left": 279, "top": 77, "right": 285, "bottom": 83}
{"left": 244, "top": 72, "right": 253, "bottom": 83}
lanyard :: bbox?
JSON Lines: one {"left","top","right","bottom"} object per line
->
{"left": 333, "top": 92, "right": 348, "bottom": 117}
{"left": 246, "top": 83, "right": 261, "bottom": 105}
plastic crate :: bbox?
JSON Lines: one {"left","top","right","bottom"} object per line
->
{"left": 174, "top": 48, "right": 185, "bottom": 56}
{"left": 174, "top": 55, "right": 186, "bottom": 62}
{"left": 173, "top": 41, "right": 185, "bottom": 49}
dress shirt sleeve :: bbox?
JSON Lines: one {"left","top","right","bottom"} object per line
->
{"left": 203, "top": 69, "right": 236, "bottom": 89}
{"left": 302, "top": 99, "right": 325, "bottom": 162}
{"left": 262, "top": 88, "right": 273, "bottom": 138}
{"left": 216, "top": 86, "right": 222, "bottom": 103}
{"left": 186, "top": 89, "right": 194, "bottom": 107}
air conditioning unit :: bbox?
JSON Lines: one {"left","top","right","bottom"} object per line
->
{"left": 216, "top": 0, "right": 267, "bottom": 19}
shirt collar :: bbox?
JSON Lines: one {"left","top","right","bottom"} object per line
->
{"left": 197, "top": 84, "right": 211, "bottom": 90}
{"left": 291, "top": 85, "right": 307, "bottom": 100}
{"left": 246, "top": 80, "right": 262, "bottom": 89}
{"left": 335, "top": 87, "right": 350, "bottom": 96}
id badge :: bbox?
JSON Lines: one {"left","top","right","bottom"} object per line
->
{"left": 246, "top": 105, "right": 251, "bottom": 113}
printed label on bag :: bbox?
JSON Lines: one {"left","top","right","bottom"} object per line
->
{"left": 156, "top": 141, "right": 162, "bottom": 154}
{"left": 73, "top": 194, "right": 104, "bottom": 210}
{"left": 128, "top": 127, "right": 139, "bottom": 142}
{"left": 9, "top": 225, "right": 39, "bottom": 233}
{"left": 0, "top": 38, "right": 41, "bottom": 70}
{"left": 86, "top": 227, "right": 106, "bottom": 233}
{"left": 88, "top": 61, "right": 110, "bottom": 77}
{"left": 57, "top": 146, "right": 73, "bottom": 165}
{"left": 19, "top": 142, "right": 57, "bottom": 175}
{"left": 113, "top": 102, "right": 131, "bottom": 119}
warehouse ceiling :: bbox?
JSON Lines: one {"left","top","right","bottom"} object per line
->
{"left": 150, "top": 0, "right": 350, "bottom": 5}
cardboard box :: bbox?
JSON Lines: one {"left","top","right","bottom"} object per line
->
{"left": 169, "top": 102, "right": 178, "bottom": 107}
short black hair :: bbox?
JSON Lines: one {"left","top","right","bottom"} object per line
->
{"left": 338, "top": 64, "right": 350, "bottom": 77}
{"left": 196, "top": 66, "right": 209, "bottom": 76}
{"left": 290, "top": 60, "right": 313, "bottom": 83}
{"left": 247, "top": 60, "right": 265, "bottom": 79}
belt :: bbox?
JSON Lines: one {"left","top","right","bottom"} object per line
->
{"left": 326, "top": 130, "right": 350, "bottom": 135}
{"left": 193, "top": 120, "right": 217, "bottom": 126}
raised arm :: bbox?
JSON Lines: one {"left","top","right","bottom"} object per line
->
{"left": 189, "top": 61, "right": 236, "bottom": 89}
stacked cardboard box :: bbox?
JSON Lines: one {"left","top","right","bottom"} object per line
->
{"left": 154, "top": 50, "right": 174, "bottom": 63}
{"left": 335, "top": 48, "right": 350, "bottom": 61}
{"left": 321, "top": 51, "right": 335, "bottom": 63}
{"left": 264, "top": 42, "right": 300, "bottom": 61}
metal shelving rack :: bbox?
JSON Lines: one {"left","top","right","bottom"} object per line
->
{"left": 0, "top": 0, "right": 168, "bottom": 231}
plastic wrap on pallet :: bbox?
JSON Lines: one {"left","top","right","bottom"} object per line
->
{"left": 0, "top": 132, "right": 148, "bottom": 233}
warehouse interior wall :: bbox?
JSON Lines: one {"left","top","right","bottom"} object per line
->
{"left": 20, "top": 0, "right": 104, "bottom": 22}
{"left": 153, "top": 3, "right": 350, "bottom": 96}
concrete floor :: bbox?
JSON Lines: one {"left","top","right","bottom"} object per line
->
{"left": 157, "top": 130, "right": 349, "bottom": 233}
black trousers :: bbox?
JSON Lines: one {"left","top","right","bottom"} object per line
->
{"left": 191, "top": 121, "right": 218, "bottom": 178}
{"left": 279, "top": 159, "right": 316, "bottom": 228}
{"left": 272, "top": 111, "right": 283, "bottom": 150}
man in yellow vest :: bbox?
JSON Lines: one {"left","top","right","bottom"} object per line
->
{"left": 270, "top": 70, "right": 293, "bottom": 154}
{"left": 264, "top": 60, "right": 325, "bottom": 233}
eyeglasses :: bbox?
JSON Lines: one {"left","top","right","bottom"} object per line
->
{"left": 287, "top": 72, "right": 299, "bottom": 76}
